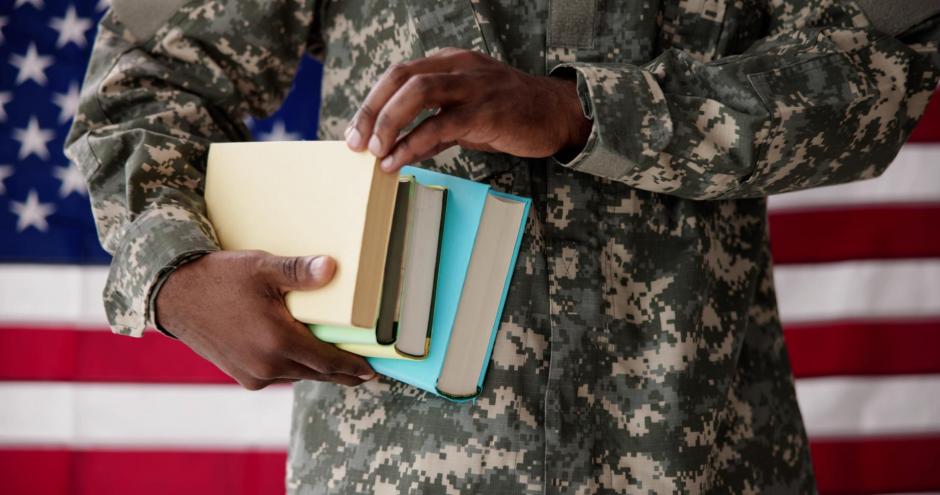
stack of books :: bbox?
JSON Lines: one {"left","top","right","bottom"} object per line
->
{"left": 205, "top": 141, "right": 530, "bottom": 401}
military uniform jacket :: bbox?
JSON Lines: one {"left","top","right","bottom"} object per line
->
{"left": 67, "top": 0, "right": 939, "bottom": 493}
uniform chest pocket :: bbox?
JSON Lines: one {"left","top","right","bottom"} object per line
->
{"left": 742, "top": 48, "right": 875, "bottom": 189}
{"left": 746, "top": 51, "right": 873, "bottom": 116}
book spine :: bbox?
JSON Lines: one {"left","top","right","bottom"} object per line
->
{"left": 394, "top": 187, "right": 447, "bottom": 360}
{"left": 375, "top": 178, "right": 413, "bottom": 344}
{"left": 350, "top": 159, "right": 399, "bottom": 328}
{"left": 472, "top": 192, "right": 532, "bottom": 395}
{"left": 434, "top": 384, "right": 482, "bottom": 402}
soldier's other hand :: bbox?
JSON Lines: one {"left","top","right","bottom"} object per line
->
{"left": 344, "top": 47, "right": 593, "bottom": 172}
{"left": 154, "top": 250, "right": 376, "bottom": 390}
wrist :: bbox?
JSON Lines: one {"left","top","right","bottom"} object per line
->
{"left": 152, "top": 251, "right": 212, "bottom": 338}
{"left": 552, "top": 75, "right": 593, "bottom": 160}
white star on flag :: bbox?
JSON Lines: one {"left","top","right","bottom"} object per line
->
{"left": 14, "top": 0, "right": 44, "bottom": 9}
{"left": 10, "top": 190, "right": 56, "bottom": 232}
{"left": 0, "top": 92, "right": 11, "bottom": 122}
{"left": 11, "top": 43, "right": 54, "bottom": 86}
{"left": 49, "top": 6, "right": 93, "bottom": 48}
{"left": 258, "top": 120, "right": 302, "bottom": 141}
{"left": 0, "top": 165, "right": 13, "bottom": 195}
{"left": 13, "top": 117, "right": 55, "bottom": 160}
{"left": 52, "top": 163, "right": 87, "bottom": 197}
{"left": 53, "top": 83, "right": 81, "bottom": 124}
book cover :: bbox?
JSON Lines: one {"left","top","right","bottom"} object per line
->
{"left": 205, "top": 141, "right": 399, "bottom": 328}
{"left": 367, "top": 166, "right": 531, "bottom": 402}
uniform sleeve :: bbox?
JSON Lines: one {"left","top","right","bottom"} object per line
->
{"left": 550, "top": 3, "right": 940, "bottom": 200}
{"left": 64, "top": 0, "right": 317, "bottom": 337}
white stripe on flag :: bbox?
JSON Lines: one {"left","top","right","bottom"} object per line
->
{"left": 5, "top": 259, "right": 940, "bottom": 328}
{"left": 769, "top": 144, "right": 940, "bottom": 211}
{"left": 0, "top": 382, "right": 292, "bottom": 448}
{"left": 0, "top": 265, "right": 108, "bottom": 327}
{"left": 774, "top": 259, "right": 940, "bottom": 323}
{"left": 796, "top": 375, "right": 940, "bottom": 437}
{"left": 2, "top": 377, "right": 938, "bottom": 448}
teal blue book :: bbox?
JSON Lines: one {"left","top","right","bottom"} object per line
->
{"left": 366, "top": 165, "right": 530, "bottom": 402}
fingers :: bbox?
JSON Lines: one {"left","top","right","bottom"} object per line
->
{"left": 346, "top": 49, "right": 489, "bottom": 156}
{"left": 368, "top": 73, "right": 468, "bottom": 161}
{"left": 346, "top": 56, "right": 459, "bottom": 151}
{"left": 242, "top": 251, "right": 374, "bottom": 388}
{"left": 378, "top": 107, "right": 475, "bottom": 172}
{"left": 233, "top": 329, "right": 374, "bottom": 390}
{"left": 237, "top": 366, "right": 368, "bottom": 390}
{"left": 259, "top": 253, "right": 336, "bottom": 292}
{"left": 279, "top": 363, "right": 370, "bottom": 387}
{"left": 283, "top": 324, "right": 376, "bottom": 380}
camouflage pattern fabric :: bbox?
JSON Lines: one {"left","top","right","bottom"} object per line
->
{"left": 66, "top": 0, "right": 940, "bottom": 493}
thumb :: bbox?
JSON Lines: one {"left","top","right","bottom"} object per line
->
{"left": 263, "top": 254, "right": 336, "bottom": 291}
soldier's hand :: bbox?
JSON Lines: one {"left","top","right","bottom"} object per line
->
{"left": 344, "top": 47, "right": 593, "bottom": 172}
{"left": 154, "top": 250, "right": 376, "bottom": 390}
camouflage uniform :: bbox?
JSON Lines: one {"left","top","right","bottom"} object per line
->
{"left": 66, "top": 0, "right": 939, "bottom": 493}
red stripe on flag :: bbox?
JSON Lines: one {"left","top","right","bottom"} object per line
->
{"left": 909, "top": 90, "right": 940, "bottom": 143}
{"left": 0, "top": 448, "right": 287, "bottom": 495}
{"left": 3, "top": 439, "right": 939, "bottom": 495}
{"left": 812, "top": 434, "right": 940, "bottom": 494}
{"left": 785, "top": 319, "right": 940, "bottom": 378}
{"left": 0, "top": 326, "right": 234, "bottom": 384}
{"left": 6, "top": 319, "right": 940, "bottom": 383}
{"left": 769, "top": 204, "right": 940, "bottom": 264}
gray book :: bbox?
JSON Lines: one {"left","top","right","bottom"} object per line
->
{"left": 394, "top": 182, "right": 447, "bottom": 358}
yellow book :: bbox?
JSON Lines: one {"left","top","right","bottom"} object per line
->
{"left": 204, "top": 141, "right": 399, "bottom": 328}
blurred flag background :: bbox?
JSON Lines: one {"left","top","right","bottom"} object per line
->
{"left": 1, "top": 1, "right": 938, "bottom": 493}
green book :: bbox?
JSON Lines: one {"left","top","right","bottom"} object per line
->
{"left": 309, "top": 324, "right": 419, "bottom": 360}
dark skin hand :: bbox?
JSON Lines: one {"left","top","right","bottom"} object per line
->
{"left": 155, "top": 48, "right": 589, "bottom": 392}
{"left": 345, "top": 47, "right": 593, "bottom": 171}
{"left": 155, "top": 251, "right": 376, "bottom": 390}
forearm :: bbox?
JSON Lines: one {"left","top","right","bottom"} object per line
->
{"left": 65, "top": 2, "right": 315, "bottom": 336}
{"left": 551, "top": 8, "right": 940, "bottom": 200}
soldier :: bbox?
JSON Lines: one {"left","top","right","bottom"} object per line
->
{"left": 67, "top": 0, "right": 939, "bottom": 493}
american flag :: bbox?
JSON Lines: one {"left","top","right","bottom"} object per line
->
{"left": 0, "top": 1, "right": 937, "bottom": 493}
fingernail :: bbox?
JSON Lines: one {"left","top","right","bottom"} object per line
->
{"left": 345, "top": 127, "right": 363, "bottom": 150}
{"left": 358, "top": 372, "right": 375, "bottom": 381}
{"left": 368, "top": 134, "right": 382, "bottom": 157}
{"left": 380, "top": 155, "right": 395, "bottom": 172}
{"left": 310, "top": 256, "right": 333, "bottom": 279}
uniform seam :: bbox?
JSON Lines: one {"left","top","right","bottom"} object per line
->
{"left": 542, "top": 254, "right": 555, "bottom": 495}
{"left": 465, "top": 0, "right": 493, "bottom": 56}
{"left": 602, "top": 237, "right": 617, "bottom": 329}
{"left": 539, "top": 200, "right": 556, "bottom": 495}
